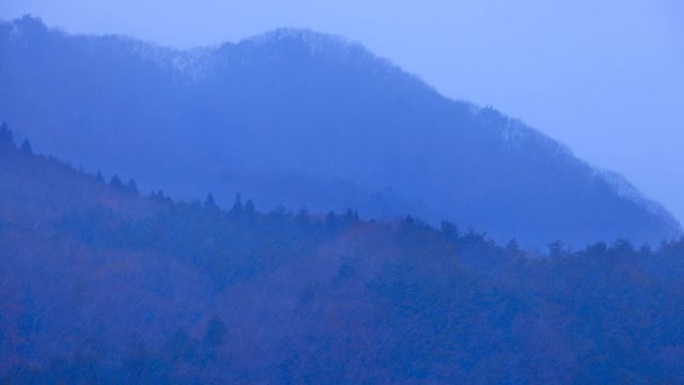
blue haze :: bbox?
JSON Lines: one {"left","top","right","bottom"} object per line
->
{"left": 1, "top": 0, "right": 682, "bottom": 224}
{"left": 1, "top": 5, "right": 684, "bottom": 383}
{"left": 0, "top": 16, "right": 680, "bottom": 247}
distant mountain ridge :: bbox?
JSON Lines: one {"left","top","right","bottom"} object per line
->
{"left": 0, "top": 15, "right": 680, "bottom": 245}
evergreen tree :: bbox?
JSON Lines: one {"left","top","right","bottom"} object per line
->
{"left": 548, "top": 240, "right": 565, "bottom": 258}
{"left": 20, "top": 139, "right": 33, "bottom": 154}
{"left": 205, "top": 193, "right": 217, "bottom": 209}
{"left": 0, "top": 121, "right": 15, "bottom": 145}
{"left": 244, "top": 199, "right": 256, "bottom": 216}
{"left": 325, "top": 211, "right": 338, "bottom": 232}
{"left": 230, "top": 193, "right": 243, "bottom": 216}
{"left": 295, "top": 206, "right": 310, "bottom": 227}
{"left": 127, "top": 178, "right": 139, "bottom": 195}
{"left": 440, "top": 220, "right": 459, "bottom": 239}
{"left": 505, "top": 238, "right": 521, "bottom": 256}
{"left": 110, "top": 175, "right": 124, "bottom": 190}
{"left": 342, "top": 208, "right": 359, "bottom": 226}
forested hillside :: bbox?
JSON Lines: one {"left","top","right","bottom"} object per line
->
{"left": 1, "top": 127, "right": 683, "bottom": 384}
{"left": 1, "top": 16, "right": 680, "bottom": 246}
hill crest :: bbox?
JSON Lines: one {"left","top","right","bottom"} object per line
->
{"left": 0, "top": 15, "right": 679, "bottom": 245}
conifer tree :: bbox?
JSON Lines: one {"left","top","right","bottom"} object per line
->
{"left": 205, "top": 193, "right": 217, "bottom": 209}
{"left": 110, "top": 175, "right": 124, "bottom": 190}
{"left": 0, "top": 121, "right": 15, "bottom": 145}
{"left": 230, "top": 193, "right": 243, "bottom": 215}
{"left": 20, "top": 139, "right": 32, "bottom": 154}
{"left": 127, "top": 178, "right": 139, "bottom": 195}
{"left": 244, "top": 199, "right": 255, "bottom": 216}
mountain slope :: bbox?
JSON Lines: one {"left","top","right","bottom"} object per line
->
{"left": 0, "top": 133, "right": 156, "bottom": 225}
{"left": 0, "top": 15, "right": 680, "bottom": 245}
{"left": 2, "top": 127, "right": 684, "bottom": 384}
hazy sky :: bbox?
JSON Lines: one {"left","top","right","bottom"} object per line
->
{"left": 2, "top": 0, "right": 683, "bottom": 225}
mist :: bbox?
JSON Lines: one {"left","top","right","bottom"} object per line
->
{"left": 2, "top": 0, "right": 683, "bottom": 224}
{"left": 1, "top": 2, "right": 683, "bottom": 384}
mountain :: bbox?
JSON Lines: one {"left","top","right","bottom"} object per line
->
{"left": 0, "top": 15, "right": 680, "bottom": 245}
{"left": 2, "top": 126, "right": 684, "bottom": 384}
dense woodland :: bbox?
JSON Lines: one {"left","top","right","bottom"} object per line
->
{"left": 1, "top": 126, "right": 683, "bottom": 384}
{"left": 1, "top": 16, "right": 680, "bottom": 246}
